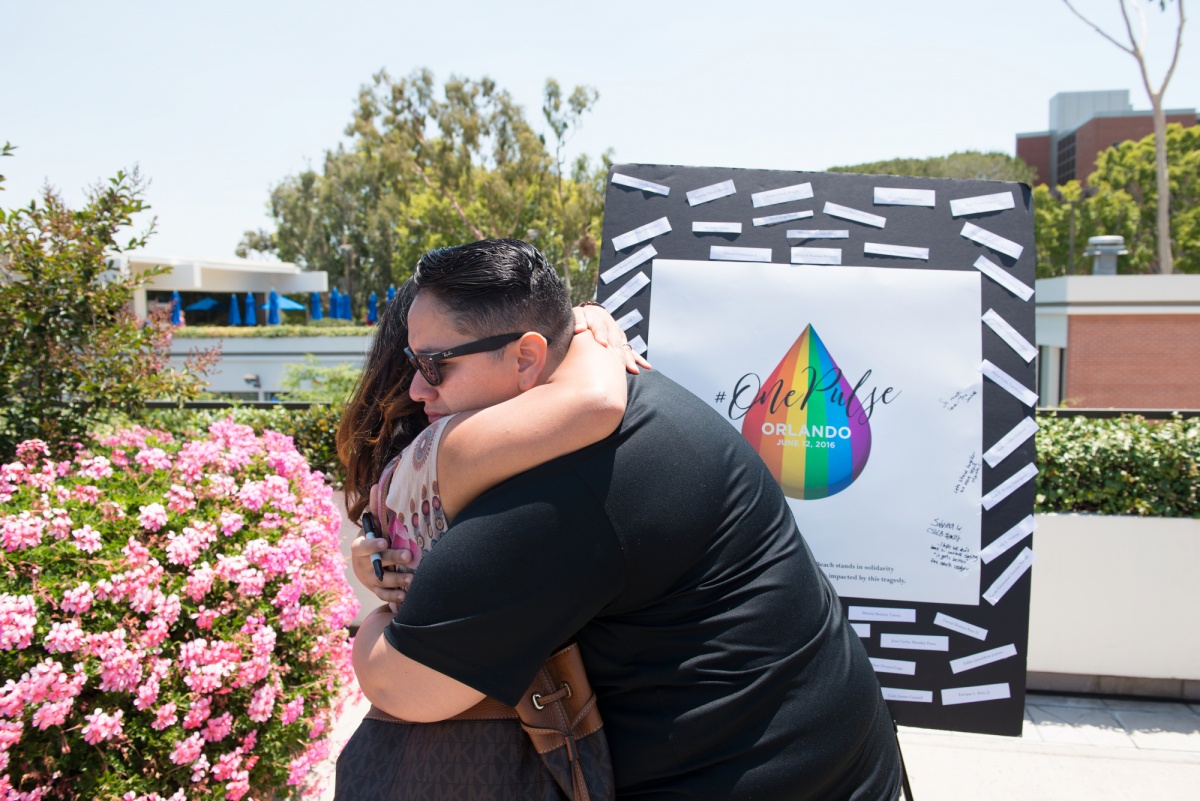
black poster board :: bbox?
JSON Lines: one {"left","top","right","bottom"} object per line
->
{"left": 596, "top": 164, "right": 1036, "bottom": 736}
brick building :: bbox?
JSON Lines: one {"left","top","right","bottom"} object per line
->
{"left": 1016, "top": 90, "right": 1197, "bottom": 186}
{"left": 1035, "top": 276, "right": 1200, "bottom": 409}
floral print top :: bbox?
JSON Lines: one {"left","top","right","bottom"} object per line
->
{"left": 371, "top": 415, "right": 453, "bottom": 572}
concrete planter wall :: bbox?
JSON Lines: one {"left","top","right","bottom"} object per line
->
{"left": 1027, "top": 513, "right": 1200, "bottom": 699}
{"left": 170, "top": 335, "right": 373, "bottom": 398}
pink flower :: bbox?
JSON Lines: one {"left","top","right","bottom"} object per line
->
{"left": 169, "top": 732, "right": 205, "bottom": 765}
{"left": 2, "top": 512, "right": 46, "bottom": 551}
{"left": 225, "top": 771, "right": 251, "bottom": 801}
{"left": 182, "top": 696, "right": 211, "bottom": 730}
{"left": 72, "top": 484, "right": 101, "bottom": 504}
{"left": 82, "top": 708, "right": 123, "bottom": 744}
{"left": 135, "top": 447, "right": 172, "bottom": 473}
{"left": 138, "top": 503, "right": 168, "bottom": 532}
{"left": 152, "top": 702, "right": 178, "bottom": 731}
{"left": 15, "top": 440, "right": 50, "bottom": 465}
{"left": 279, "top": 696, "right": 305, "bottom": 726}
{"left": 43, "top": 620, "right": 84, "bottom": 653}
{"left": 203, "top": 712, "right": 233, "bottom": 742}
{"left": 0, "top": 593, "right": 36, "bottom": 650}
{"left": 100, "top": 501, "right": 126, "bottom": 521}
{"left": 122, "top": 536, "right": 152, "bottom": 566}
{"left": 190, "top": 752, "right": 210, "bottom": 783}
{"left": 60, "top": 583, "right": 94, "bottom": 614}
{"left": 70, "top": 524, "right": 103, "bottom": 553}
{"left": 31, "top": 698, "right": 73, "bottom": 730}
{"left": 184, "top": 563, "right": 215, "bottom": 602}
{"left": 75, "top": 455, "right": 114, "bottom": 480}
{"left": 247, "top": 683, "right": 276, "bottom": 723}
{"left": 166, "top": 484, "right": 196, "bottom": 514}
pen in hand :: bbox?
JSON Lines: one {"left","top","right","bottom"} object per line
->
{"left": 362, "top": 511, "right": 385, "bottom": 581}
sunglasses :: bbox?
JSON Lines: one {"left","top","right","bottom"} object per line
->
{"left": 404, "top": 332, "right": 525, "bottom": 387}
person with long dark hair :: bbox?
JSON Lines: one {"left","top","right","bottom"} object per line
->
{"left": 335, "top": 240, "right": 643, "bottom": 799}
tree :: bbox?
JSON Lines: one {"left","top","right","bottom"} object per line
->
{"left": 829, "top": 151, "right": 1038, "bottom": 183}
{"left": 241, "top": 70, "right": 609, "bottom": 306}
{"left": 1034, "top": 123, "right": 1199, "bottom": 276}
{"left": 1061, "top": 0, "right": 1186, "bottom": 273}
{"left": 0, "top": 157, "right": 217, "bottom": 457}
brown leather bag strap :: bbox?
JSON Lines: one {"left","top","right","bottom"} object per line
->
{"left": 364, "top": 696, "right": 519, "bottom": 724}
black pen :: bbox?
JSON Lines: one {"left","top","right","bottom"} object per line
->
{"left": 362, "top": 511, "right": 385, "bottom": 581}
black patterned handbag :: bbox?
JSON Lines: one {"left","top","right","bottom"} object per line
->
{"left": 335, "top": 643, "right": 614, "bottom": 801}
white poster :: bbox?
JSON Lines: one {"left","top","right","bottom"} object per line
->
{"left": 649, "top": 260, "right": 983, "bottom": 605}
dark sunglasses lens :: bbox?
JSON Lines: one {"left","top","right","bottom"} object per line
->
{"left": 417, "top": 356, "right": 440, "bottom": 386}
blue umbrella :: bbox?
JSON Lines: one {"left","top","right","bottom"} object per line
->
{"left": 261, "top": 296, "right": 306, "bottom": 312}
{"left": 386, "top": 285, "right": 396, "bottom": 306}
{"left": 267, "top": 289, "right": 281, "bottom": 325}
{"left": 368, "top": 292, "right": 378, "bottom": 324}
{"left": 330, "top": 287, "right": 340, "bottom": 320}
{"left": 228, "top": 294, "right": 241, "bottom": 326}
{"left": 185, "top": 297, "right": 219, "bottom": 311}
{"left": 341, "top": 293, "right": 352, "bottom": 321}
{"left": 170, "top": 291, "right": 183, "bottom": 326}
{"left": 244, "top": 292, "right": 257, "bottom": 326}
{"left": 310, "top": 291, "right": 323, "bottom": 321}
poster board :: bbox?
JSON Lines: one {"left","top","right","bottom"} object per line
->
{"left": 596, "top": 164, "right": 1036, "bottom": 736}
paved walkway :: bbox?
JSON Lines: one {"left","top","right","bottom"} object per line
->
{"left": 314, "top": 690, "right": 1200, "bottom": 800}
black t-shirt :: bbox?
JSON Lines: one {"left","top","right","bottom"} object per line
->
{"left": 385, "top": 370, "right": 901, "bottom": 800}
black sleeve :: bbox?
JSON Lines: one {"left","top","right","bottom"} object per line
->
{"left": 383, "top": 464, "right": 625, "bottom": 706}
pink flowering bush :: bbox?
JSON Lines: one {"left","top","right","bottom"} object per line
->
{"left": 0, "top": 421, "right": 359, "bottom": 800}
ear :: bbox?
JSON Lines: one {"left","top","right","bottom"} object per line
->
{"left": 513, "top": 332, "right": 549, "bottom": 392}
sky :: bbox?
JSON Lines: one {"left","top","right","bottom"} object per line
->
{"left": 2, "top": 0, "right": 1196, "bottom": 258}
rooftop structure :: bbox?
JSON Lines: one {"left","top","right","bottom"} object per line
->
{"left": 1016, "top": 90, "right": 1197, "bottom": 186}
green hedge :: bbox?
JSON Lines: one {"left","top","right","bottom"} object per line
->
{"left": 123, "top": 408, "right": 1200, "bottom": 517}
{"left": 1036, "top": 415, "right": 1200, "bottom": 517}
{"left": 174, "top": 323, "right": 371, "bottom": 338}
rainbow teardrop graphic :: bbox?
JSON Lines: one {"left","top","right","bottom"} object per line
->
{"left": 741, "top": 325, "right": 872, "bottom": 500}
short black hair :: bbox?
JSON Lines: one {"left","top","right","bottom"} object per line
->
{"left": 411, "top": 239, "right": 574, "bottom": 360}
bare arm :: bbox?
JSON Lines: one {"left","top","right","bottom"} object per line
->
{"left": 437, "top": 325, "right": 627, "bottom": 520}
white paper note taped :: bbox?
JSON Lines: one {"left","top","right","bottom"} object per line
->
{"left": 864, "top": 242, "right": 929, "bottom": 260}
{"left": 983, "top": 547, "right": 1035, "bottom": 605}
{"left": 824, "top": 202, "right": 886, "bottom": 228}
{"left": 951, "top": 192, "right": 1015, "bottom": 217}
{"left": 753, "top": 210, "right": 814, "bottom": 227}
{"left": 711, "top": 246, "right": 771, "bottom": 263}
{"left": 981, "top": 463, "right": 1038, "bottom": 511}
{"left": 974, "top": 256, "right": 1034, "bottom": 302}
{"left": 611, "top": 173, "right": 670, "bottom": 196}
{"left": 751, "top": 183, "right": 813, "bottom": 208}
{"left": 849, "top": 606, "right": 917, "bottom": 623}
{"left": 979, "top": 515, "right": 1036, "bottom": 565}
{"left": 880, "top": 634, "right": 949, "bottom": 652}
{"left": 874, "top": 187, "right": 936, "bottom": 207}
{"left": 870, "top": 657, "right": 917, "bottom": 676}
{"left": 687, "top": 180, "right": 736, "bottom": 206}
{"left": 602, "top": 272, "right": 650, "bottom": 314}
{"left": 983, "top": 417, "right": 1039, "bottom": 468}
{"left": 851, "top": 623, "right": 871, "bottom": 638}
{"left": 627, "top": 335, "right": 647, "bottom": 356}
{"left": 942, "top": 683, "right": 1011, "bottom": 705}
{"left": 791, "top": 247, "right": 841, "bottom": 265}
{"left": 961, "top": 222, "right": 1024, "bottom": 260}
{"left": 933, "top": 612, "right": 988, "bottom": 641}
{"left": 692, "top": 221, "right": 742, "bottom": 234}
{"left": 950, "top": 644, "right": 1018, "bottom": 674}
{"left": 601, "top": 244, "right": 656, "bottom": 285}
{"left": 614, "top": 308, "right": 643, "bottom": 332}
{"left": 882, "top": 688, "right": 933, "bottom": 703}
{"left": 982, "top": 309, "right": 1037, "bottom": 362}
{"left": 981, "top": 360, "right": 1038, "bottom": 406}
{"left": 613, "top": 217, "right": 671, "bottom": 252}
{"left": 787, "top": 229, "right": 849, "bottom": 240}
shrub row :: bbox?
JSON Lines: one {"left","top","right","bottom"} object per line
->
{"left": 128, "top": 407, "right": 1200, "bottom": 517}
{"left": 174, "top": 324, "right": 369, "bottom": 339}
{"left": 1035, "top": 414, "right": 1200, "bottom": 517}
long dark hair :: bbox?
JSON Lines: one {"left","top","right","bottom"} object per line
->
{"left": 336, "top": 279, "right": 427, "bottom": 522}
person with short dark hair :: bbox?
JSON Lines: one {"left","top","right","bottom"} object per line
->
{"left": 349, "top": 239, "right": 902, "bottom": 800}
